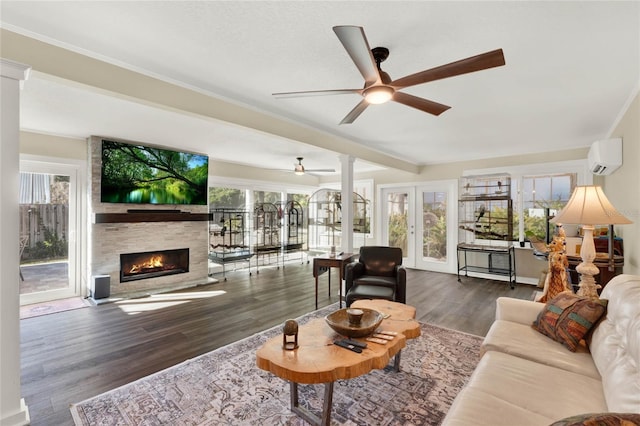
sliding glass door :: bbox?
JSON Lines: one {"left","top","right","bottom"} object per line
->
{"left": 19, "top": 160, "right": 82, "bottom": 305}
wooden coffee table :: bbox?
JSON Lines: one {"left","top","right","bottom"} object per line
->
{"left": 256, "top": 302, "right": 420, "bottom": 425}
{"left": 351, "top": 299, "right": 421, "bottom": 371}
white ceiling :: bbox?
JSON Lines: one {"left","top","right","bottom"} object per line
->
{"left": 1, "top": 1, "right": 639, "bottom": 175}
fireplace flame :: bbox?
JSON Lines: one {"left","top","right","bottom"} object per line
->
{"left": 129, "top": 255, "right": 164, "bottom": 274}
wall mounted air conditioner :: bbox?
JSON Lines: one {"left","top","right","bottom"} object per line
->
{"left": 588, "top": 138, "right": 622, "bottom": 175}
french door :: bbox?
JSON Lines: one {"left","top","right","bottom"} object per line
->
{"left": 19, "top": 159, "right": 83, "bottom": 305}
{"left": 380, "top": 181, "right": 457, "bottom": 273}
{"left": 381, "top": 187, "right": 416, "bottom": 267}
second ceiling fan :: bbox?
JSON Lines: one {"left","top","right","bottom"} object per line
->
{"left": 292, "top": 157, "right": 335, "bottom": 175}
{"left": 273, "top": 25, "right": 506, "bottom": 124}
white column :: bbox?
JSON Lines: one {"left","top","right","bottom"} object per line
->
{"left": 0, "top": 59, "right": 31, "bottom": 426}
{"left": 339, "top": 155, "right": 355, "bottom": 254}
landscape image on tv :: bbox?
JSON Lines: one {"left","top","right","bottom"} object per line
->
{"left": 101, "top": 139, "right": 208, "bottom": 205}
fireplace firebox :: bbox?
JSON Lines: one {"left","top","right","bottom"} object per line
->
{"left": 120, "top": 248, "right": 189, "bottom": 282}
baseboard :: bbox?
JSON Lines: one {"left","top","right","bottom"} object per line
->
{"left": 0, "top": 398, "right": 30, "bottom": 426}
{"left": 459, "top": 271, "right": 538, "bottom": 286}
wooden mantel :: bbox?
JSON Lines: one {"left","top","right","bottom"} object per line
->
{"left": 94, "top": 211, "right": 211, "bottom": 224}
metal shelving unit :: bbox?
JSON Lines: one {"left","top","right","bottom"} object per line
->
{"left": 253, "top": 202, "right": 282, "bottom": 271}
{"left": 457, "top": 174, "right": 516, "bottom": 287}
{"left": 208, "top": 208, "right": 254, "bottom": 280}
{"left": 277, "top": 200, "right": 308, "bottom": 265}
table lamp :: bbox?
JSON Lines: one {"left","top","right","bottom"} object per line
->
{"left": 550, "top": 185, "right": 631, "bottom": 298}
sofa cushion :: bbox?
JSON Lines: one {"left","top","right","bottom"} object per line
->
{"left": 482, "top": 319, "right": 601, "bottom": 379}
{"left": 532, "top": 292, "right": 608, "bottom": 352}
{"left": 441, "top": 386, "right": 554, "bottom": 426}
{"left": 549, "top": 412, "right": 640, "bottom": 426}
{"left": 346, "top": 283, "right": 395, "bottom": 301}
{"left": 589, "top": 275, "right": 640, "bottom": 413}
{"left": 495, "top": 296, "right": 546, "bottom": 324}
{"left": 353, "top": 275, "right": 397, "bottom": 287}
{"left": 459, "top": 351, "right": 607, "bottom": 421}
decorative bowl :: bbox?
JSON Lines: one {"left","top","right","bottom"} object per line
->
{"left": 325, "top": 308, "right": 384, "bottom": 338}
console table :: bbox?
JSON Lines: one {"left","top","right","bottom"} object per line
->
{"left": 567, "top": 253, "right": 624, "bottom": 293}
{"left": 312, "top": 253, "right": 357, "bottom": 309}
{"left": 457, "top": 243, "right": 516, "bottom": 288}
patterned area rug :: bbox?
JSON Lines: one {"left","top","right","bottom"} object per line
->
{"left": 70, "top": 303, "right": 482, "bottom": 425}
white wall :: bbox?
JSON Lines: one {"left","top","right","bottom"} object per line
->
{"left": 603, "top": 92, "right": 639, "bottom": 274}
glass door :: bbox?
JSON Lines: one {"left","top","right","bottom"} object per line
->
{"left": 381, "top": 187, "right": 415, "bottom": 268}
{"left": 415, "top": 181, "right": 457, "bottom": 273}
{"left": 381, "top": 181, "right": 457, "bottom": 273}
{"left": 19, "top": 160, "right": 81, "bottom": 305}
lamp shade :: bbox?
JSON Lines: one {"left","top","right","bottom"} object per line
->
{"left": 550, "top": 185, "right": 632, "bottom": 225}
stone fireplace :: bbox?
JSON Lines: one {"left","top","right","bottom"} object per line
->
{"left": 89, "top": 136, "right": 211, "bottom": 298}
{"left": 120, "top": 248, "right": 189, "bottom": 283}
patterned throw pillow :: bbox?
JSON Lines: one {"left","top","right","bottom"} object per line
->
{"left": 549, "top": 412, "right": 640, "bottom": 426}
{"left": 532, "top": 292, "right": 607, "bottom": 352}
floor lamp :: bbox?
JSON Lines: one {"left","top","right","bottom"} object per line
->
{"left": 550, "top": 186, "right": 632, "bottom": 298}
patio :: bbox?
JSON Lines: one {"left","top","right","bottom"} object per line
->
{"left": 20, "top": 261, "right": 68, "bottom": 295}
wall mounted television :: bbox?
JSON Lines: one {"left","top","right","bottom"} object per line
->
{"left": 100, "top": 139, "right": 208, "bottom": 205}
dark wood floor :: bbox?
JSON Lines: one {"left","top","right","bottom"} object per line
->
{"left": 20, "top": 262, "right": 535, "bottom": 425}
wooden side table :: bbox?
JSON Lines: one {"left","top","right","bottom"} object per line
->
{"left": 312, "top": 252, "right": 357, "bottom": 309}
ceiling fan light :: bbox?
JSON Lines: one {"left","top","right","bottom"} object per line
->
{"left": 363, "top": 86, "right": 394, "bottom": 104}
{"left": 294, "top": 165, "right": 305, "bottom": 175}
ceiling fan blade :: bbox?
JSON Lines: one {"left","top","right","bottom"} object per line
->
{"left": 340, "top": 99, "right": 369, "bottom": 124}
{"left": 306, "top": 168, "right": 336, "bottom": 173}
{"left": 273, "top": 88, "right": 361, "bottom": 98}
{"left": 390, "top": 49, "right": 505, "bottom": 89}
{"left": 392, "top": 92, "right": 451, "bottom": 116}
{"left": 333, "top": 26, "right": 380, "bottom": 85}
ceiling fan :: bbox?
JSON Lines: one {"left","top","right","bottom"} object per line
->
{"left": 283, "top": 157, "right": 335, "bottom": 175}
{"left": 273, "top": 25, "right": 505, "bottom": 124}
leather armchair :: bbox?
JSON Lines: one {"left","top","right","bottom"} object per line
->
{"left": 344, "top": 246, "right": 406, "bottom": 307}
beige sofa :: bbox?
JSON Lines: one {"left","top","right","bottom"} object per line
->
{"left": 442, "top": 274, "right": 640, "bottom": 426}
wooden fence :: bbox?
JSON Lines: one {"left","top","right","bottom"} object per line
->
{"left": 19, "top": 204, "right": 68, "bottom": 261}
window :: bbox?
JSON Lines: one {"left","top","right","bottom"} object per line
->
{"left": 464, "top": 160, "right": 589, "bottom": 244}
{"left": 517, "top": 173, "right": 576, "bottom": 241}
{"left": 287, "top": 192, "right": 309, "bottom": 208}
{"left": 422, "top": 191, "right": 447, "bottom": 260}
{"left": 209, "top": 186, "right": 246, "bottom": 209}
{"left": 253, "top": 190, "right": 280, "bottom": 205}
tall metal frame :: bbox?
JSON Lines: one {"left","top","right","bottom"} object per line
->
{"left": 208, "top": 208, "right": 254, "bottom": 280}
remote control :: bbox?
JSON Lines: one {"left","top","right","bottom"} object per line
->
{"left": 366, "top": 337, "right": 388, "bottom": 345}
{"left": 341, "top": 338, "right": 367, "bottom": 349}
{"left": 378, "top": 330, "right": 398, "bottom": 336}
{"left": 372, "top": 333, "right": 395, "bottom": 341}
{"left": 334, "top": 339, "right": 363, "bottom": 353}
